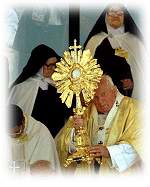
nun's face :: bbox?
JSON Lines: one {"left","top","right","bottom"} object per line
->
{"left": 106, "top": 7, "right": 124, "bottom": 29}
{"left": 43, "top": 57, "right": 57, "bottom": 78}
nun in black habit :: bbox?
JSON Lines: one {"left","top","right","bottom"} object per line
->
{"left": 84, "top": 3, "right": 144, "bottom": 99}
{"left": 84, "top": 3, "right": 143, "bottom": 48}
{"left": 94, "top": 37, "right": 133, "bottom": 96}
{"left": 9, "top": 44, "right": 71, "bottom": 137}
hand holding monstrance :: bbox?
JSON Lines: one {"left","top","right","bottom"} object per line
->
{"left": 52, "top": 39, "right": 103, "bottom": 167}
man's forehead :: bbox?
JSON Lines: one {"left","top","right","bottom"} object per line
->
{"left": 96, "top": 81, "right": 108, "bottom": 93}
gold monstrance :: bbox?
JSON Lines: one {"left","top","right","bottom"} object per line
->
{"left": 52, "top": 39, "right": 103, "bottom": 167}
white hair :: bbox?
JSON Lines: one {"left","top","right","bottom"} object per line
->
{"left": 101, "top": 74, "right": 114, "bottom": 87}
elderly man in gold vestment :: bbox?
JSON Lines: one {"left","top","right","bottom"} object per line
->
{"left": 55, "top": 75, "right": 142, "bottom": 175}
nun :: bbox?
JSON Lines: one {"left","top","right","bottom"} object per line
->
{"left": 9, "top": 44, "right": 71, "bottom": 137}
{"left": 84, "top": 3, "right": 145, "bottom": 99}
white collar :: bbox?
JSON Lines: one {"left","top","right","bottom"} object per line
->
{"left": 104, "top": 91, "right": 124, "bottom": 130}
{"left": 33, "top": 67, "right": 55, "bottom": 90}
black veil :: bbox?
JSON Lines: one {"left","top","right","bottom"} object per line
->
{"left": 83, "top": 4, "right": 143, "bottom": 48}
{"left": 10, "top": 44, "right": 61, "bottom": 89}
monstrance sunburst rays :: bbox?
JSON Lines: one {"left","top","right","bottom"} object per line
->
{"left": 52, "top": 39, "right": 103, "bottom": 115}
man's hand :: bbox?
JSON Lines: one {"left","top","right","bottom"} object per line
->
{"left": 30, "top": 160, "right": 51, "bottom": 175}
{"left": 73, "top": 115, "right": 84, "bottom": 130}
{"left": 88, "top": 145, "right": 110, "bottom": 158}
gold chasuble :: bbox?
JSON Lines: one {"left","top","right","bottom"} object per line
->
{"left": 55, "top": 96, "right": 142, "bottom": 175}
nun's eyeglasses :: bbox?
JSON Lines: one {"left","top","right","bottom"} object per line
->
{"left": 107, "top": 11, "right": 124, "bottom": 17}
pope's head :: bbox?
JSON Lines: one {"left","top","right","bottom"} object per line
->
{"left": 93, "top": 75, "right": 117, "bottom": 114}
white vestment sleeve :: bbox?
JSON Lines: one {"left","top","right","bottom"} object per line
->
{"left": 107, "top": 144, "right": 138, "bottom": 172}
